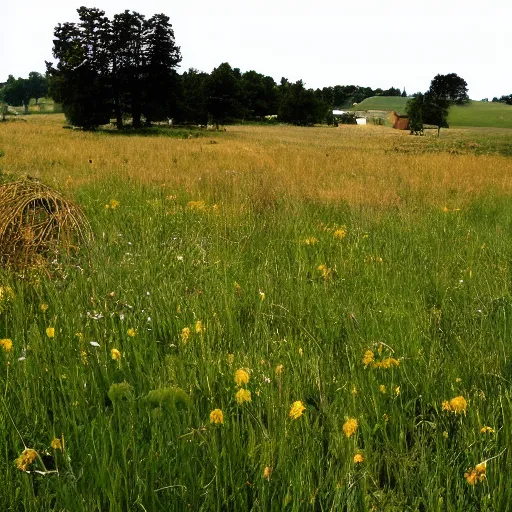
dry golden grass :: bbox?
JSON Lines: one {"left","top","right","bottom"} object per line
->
{"left": 2, "top": 115, "right": 512, "bottom": 210}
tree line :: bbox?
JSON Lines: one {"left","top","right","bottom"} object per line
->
{"left": 0, "top": 73, "right": 48, "bottom": 114}
{"left": 1, "top": 7, "right": 404, "bottom": 129}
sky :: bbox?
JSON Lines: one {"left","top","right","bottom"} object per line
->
{"left": 1, "top": 0, "right": 511, "bottom": 100}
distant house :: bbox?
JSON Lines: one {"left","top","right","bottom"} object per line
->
{"left": 391, "top": 111, "right": 409, "bottom": 130}
{"left": 333, "top": 110, "right": 367, "bottom": 125}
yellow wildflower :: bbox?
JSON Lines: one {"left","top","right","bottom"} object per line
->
{"left": 127, "top": 328, "right": 136, "bottom": 337}
{"left": 444, "top": 396, "right": 467, "bottom": 415}
{"left": 464, "top": 462, "right": 486, "bottom": 485}
{"left": 40, "top": 303, "right": 49, "bottom": 312}
{"left": 234, "top": 369, "right": 250, "bottom": 386}
{"left": 275, "top": 364, "right": 284, "bottom": 375}
{"left": 317, "top": 264, "right": 332, "bottom": 279}
{"left": 181, "top": 327, "right": 191, "bottom": 344}
{"left": 383, "top": 413, "right": 389, "bottom": 423}
{"left": 187, "top": 200, "right": 206, "bottom": 211}
{"left": 209, "top": 409, "right": 224, "bottom": 424}
{"left": 263, "top": 466, "right": 272, "bottom": 480}
{"left": 259, "top": 291, "right": 265, "bottom": 301}
{"left": 235, "top": 388, "right": 252, "bottom": 404}
{"left": 480, "top": 426, "right": 495, "bottom": 434}
{"left": 443, "top": 431, "right": 449, "bottom": 439}
{"left": 0, "top": 339, "right": 13, "bottom": 352}
{"left": 298, "top": 347, "right": 303, "bottom": 356}
{"left": 362, "top": 350, "right": 374, "bottom": 367}
{"left": 333, "top": 228, "right": 347, "bottom": 239}
{"left": 379, "top": 384, "right": 387, "bottom": 394}
{"left": 353, "top": 453, "right": 364, "bottom": 464}
{"left": 289, "top": 400, "right": 306, "bottom": 420}
{"left": 15, "top": 448, "right": 37, "bottom": 471}
{"left": 0, "top": 286, "right": 15, "bottom": 312}
{"left": 373, "top": 357, "right": 400, "bottom": 369}
{"left": 304, "top": 237, "right": 319, "bottom": 245}
{"left": 195, "top": 320, "right": 204, "bottom": 333}
{"left": 111, "top": 348, "right": 121, "bottom": 361}
{"left": 475, "top": 462, "right": 487, "bottom": 476}
{"left": 110, "top": 199, "right": 120, "bottom": 209}
{"left": 394, "top": 386, "right": 401, "bottom": 396}
{"left": 464, "top": 470, "right": 478, "bottom": 485}
{"left": 352, "top": 385, "right": 358, "bottom": 396}
{"left": 51, "top": 438, "right": 62, "bottom": 451}
{"left": 46, "top": 327, "right": 55, "bottom": 338}
{"left": 343, "top": 418, "right": 358, "bottom": 438}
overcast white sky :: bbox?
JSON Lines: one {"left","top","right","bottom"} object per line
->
{"left": 1, "top": 0, "right": 510, "bottom": 100}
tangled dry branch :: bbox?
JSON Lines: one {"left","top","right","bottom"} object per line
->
{"left": 0, "top": 178, "right": 93, "bottom": 269}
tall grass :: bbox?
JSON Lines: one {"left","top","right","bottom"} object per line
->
{"left": 0, "top": 116, "right": 512, "bottom": 510}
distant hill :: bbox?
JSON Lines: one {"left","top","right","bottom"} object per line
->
{"left": 351, "top": 96, "right": 409, "bottom": 114}
{"left": 351, "top": 97, "right": 512, "bottom": 128}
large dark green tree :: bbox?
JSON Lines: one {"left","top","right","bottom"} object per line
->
{"left": 47, "top": 7, "right": 181, "bottom": 129}
{"left": 239, "top": 71, "right": 278, "bottom": 120}
{"left": 27, "top": 72, "right": 48, "bottom": 105}
{"left": 141, "top": 14, "right": 182, "bottom": 125}
{"left": 205, "top": 63, "right": 242, "bottom": 128}
{"left": 47, "top": 8, "right": 112, "bottom": 129}
{"left": 406, "top": 73, "right": 468, "bottom": 136}
{"left": 278, "top": 79, "right": 324, "bottom": 126}
{"left": 429, "top": 73, "right": 469, "bottom": 105}
{"left": 178, "top": 68, "right": 209, "bottom": 124}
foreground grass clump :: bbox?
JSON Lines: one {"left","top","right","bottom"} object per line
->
{"left": 0, "top": 116, "right": 512, "bottom": 511}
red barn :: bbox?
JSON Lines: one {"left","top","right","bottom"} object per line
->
{"left": 391, "top": 111, "right": 409, "bottom": 130}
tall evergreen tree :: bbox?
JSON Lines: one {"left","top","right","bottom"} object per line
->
{"left": 206, "top": 63, "right": 242, "bottom": 128}
{"left": 111, "top": 10, "right": 146, "bottom": 128}
{"left": 47, "top": 8, "right": 112, "bottom": 129}
{"left": 178, "top": 68, "right": 209, "bottom": 124}
{"left": 141, "top": 14, "right": 182, "bottom": 124}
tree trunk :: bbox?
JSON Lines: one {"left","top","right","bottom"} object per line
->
{"left": 114, "top": 91, "right": 123, "bottom": 129}
{"left": 132, "top": 103, "right": 142, "bottom": 129}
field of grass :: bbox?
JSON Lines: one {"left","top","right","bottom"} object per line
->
{"left": 1, "top": 116, "right": 512, "bottom": 510}
{"left": 353, "top": 97, "right": 512, "bottom": 129}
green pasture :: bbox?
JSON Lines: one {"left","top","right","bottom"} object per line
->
{"left": 353, "top": 97, "right": 512, "bottom": 129}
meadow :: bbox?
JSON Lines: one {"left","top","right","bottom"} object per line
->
{"left": 1, "top": 115, "right": 512, "bottom": 511}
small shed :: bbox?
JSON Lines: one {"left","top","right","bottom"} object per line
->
{"left": 391, "top": 111, "right": 409, "bottom": 130}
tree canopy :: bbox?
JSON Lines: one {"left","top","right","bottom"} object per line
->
{"left": 46, "top": 7, "right": 181, "bottom": 129}
{"left": 429, "top": 73, "right": 469, "bottom": 105}
{"left": 406, "top": 73, "right": 468, "bottom": 136}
